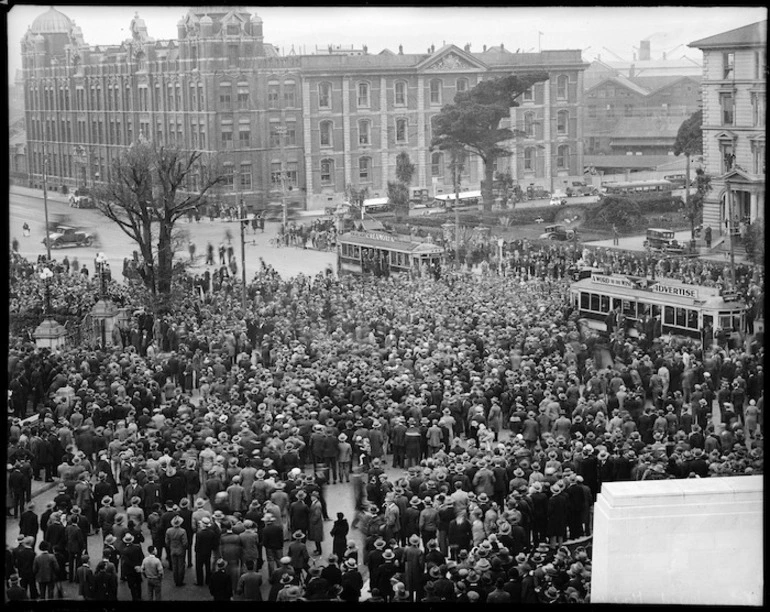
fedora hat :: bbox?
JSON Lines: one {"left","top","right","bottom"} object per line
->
{"left": 122, "top": 533, "right": 135, "bottom": 544}
{"left": 216, "top": 558, "right": 227, "bottom": 569}
{"left": 382, "top": 549, "right": 395, "bottom": 561}
{"left": 171, "top": 515, "right": 183, "bottom": 527}
{"left": 292, "top": 530, "right": 305, "bottom": 540}
{"left": 344, "top": 558, "right": 358, "bottom": 569}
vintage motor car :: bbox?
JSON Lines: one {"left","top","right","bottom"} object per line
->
{"left": 42, "top": 225, "right": 95, "bottom": 248}
{"left": 539, "top": 224, "right": 576, "bottom": 241}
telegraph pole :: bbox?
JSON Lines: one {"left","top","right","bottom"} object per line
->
{"left": 275, "top": 125, "right": 288, "bottom": 228}
{"left": 725, "top": 179, "right": 737, "bottom": 290}
{"left": 239, "top": 196, "right": 247, "bottom": 311}
{"left": 42, "top": 138, "right": 52, "bottom": 261}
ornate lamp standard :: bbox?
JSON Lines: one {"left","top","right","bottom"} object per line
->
{"left": 39, "top": 267, "right": 53, "bottom": 314}
{"left": 34, "top": 266, "right": 66, "bottom": 350}
{"left": 91, "top": 252, "right": 117, "bottom": 348}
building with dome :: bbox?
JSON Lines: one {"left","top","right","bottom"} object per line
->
{"left": 21, "top": 7, "right": 588, "bottom": 211}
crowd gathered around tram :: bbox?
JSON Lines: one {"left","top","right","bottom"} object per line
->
{"left": 6, "top": 234, "right": 764, "bottom": 603}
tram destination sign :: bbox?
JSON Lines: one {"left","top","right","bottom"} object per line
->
{"left": 649, "top": 283, "right": 698, "bottom": 299}
{"left": 590, "top": 274, "right": 635, "bottom": 288}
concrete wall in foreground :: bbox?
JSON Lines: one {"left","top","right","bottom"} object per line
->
{"left": 591, "top": 476, "right": 763, "bottom": 606}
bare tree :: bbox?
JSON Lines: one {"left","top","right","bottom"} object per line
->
{"left": 93, "top": 141, "right": 224, "bottom": 306}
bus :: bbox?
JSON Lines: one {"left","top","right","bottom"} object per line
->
{"left": 570, "top": 273, "right": 746, "bottom": 340}
{"left": 337, "top": 230, "right": 444, "bottom": 275}
{"left": 603, "top": 179, "right": 675, "bottom": 196}
{"left": 433, "top": 189, "right": 482, "bottom": 209}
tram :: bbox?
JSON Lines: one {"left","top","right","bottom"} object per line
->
{"left": 570, "top": 273, "right": 746, "bottom": 339}
{"left": 337, "top": 230, "right": 444, "bottom": 275}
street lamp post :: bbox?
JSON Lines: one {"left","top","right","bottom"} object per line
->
{"left": 39, "top": 266, "right": 53, "bottom": 315}
{"left": 42, "top": 140, "right": 52, "bottom": 261}
{"left": 725, "top": 179, "right": 737, "bottom": 291}
{"left": 275, "top": 125, "right": 288, "bottom": 228}
{"left": 238, "top": 196, "right": 247, "bottom": 311}
{"left": 497, "top": 238, "right": 504, "bottom": 276}
{"left": 95, "top": 252, "right": 108, "bottom": 298}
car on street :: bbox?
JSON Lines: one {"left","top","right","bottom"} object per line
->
{"left": 68, "top": 187, "right": 96, "bottom": 209}
{"left": 539, "top": 224, "right": 577, "bottom": 241}
{"left": 550, "top": 195, "right": 567, "bottom": 206}
{"left": 42, "top": 225, "right": 95, "bottom": 248}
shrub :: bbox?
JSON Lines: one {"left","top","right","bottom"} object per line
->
{"left": 582, "top": 196, "right": 648, "bottom": 233}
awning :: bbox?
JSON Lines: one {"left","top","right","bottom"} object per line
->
{"left": 362, "top": 197, "right": 389, "bottom": 207}
{"left": 434, "top": 190, "right": 482, "bottom": 201}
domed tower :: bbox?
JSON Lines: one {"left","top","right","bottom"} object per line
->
{"left": 21, "top": 6, "right": 75, "bottom": 68}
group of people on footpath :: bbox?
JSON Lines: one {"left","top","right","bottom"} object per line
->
{"left": 6, "top": 234, "right": 764, "bottom": 603}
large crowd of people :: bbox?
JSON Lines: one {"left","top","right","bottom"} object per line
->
{"left": 5, "top": 236, "right": 764, "bottom": 603}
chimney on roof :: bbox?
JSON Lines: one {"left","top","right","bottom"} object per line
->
{"left": 501, "top": 43, "right": 504, "bottom": 50}
{"left": 363, "top": 44, "right": 367, "bottom": 54}
{"left": 431, "top": 44, "right": 435, "bottom": 53}
{"left": 639, "top": 40, "right": 651, "bottom": 61}
{"left": 464, "top": 43, "right": 470, "bottom": 52}
{"left": 398, "top": 44, "right": 403, "bottom": 55}
{"left": 483, "top": 44, "right": 487, "bottom": 52}
{"left": 662, "top": 51, "right": 666, "bottom": 60}
{"left": 629, "top": 64, "right": 635, "bottom": 78}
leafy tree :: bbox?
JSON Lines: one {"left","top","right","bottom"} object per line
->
{"left": 687, "top": 167, "right": 712, "bottom": 233}
{"left": 389, "top": 152, "right": 415, "bottom": 221}
{"left": 744, "top": 219, "right": 765, "bottom": 264}
{"left": 583, "top": 196, "right": 646, "bottom": 233}
{"left": 430, "top": 71, "right": 549, "bottom": 211}
{"left": 673, "top": 110, "right": 703, "bottom": 237}
{"left": 493, "top": 171, "right": 516, "bottom": 208}
{"left": 93, "top": 141, "right": 224, "bottom": 309}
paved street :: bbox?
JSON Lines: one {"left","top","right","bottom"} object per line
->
{"left": 10, "top": 185, "right": 336, "bottom": 283}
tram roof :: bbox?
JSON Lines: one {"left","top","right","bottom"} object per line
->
{"left": 338, "top": 231, "right": 444, "bottom": 253}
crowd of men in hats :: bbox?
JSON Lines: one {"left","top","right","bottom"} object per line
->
{"left": 6, "top": 240, "right": 764, "bottom": 602}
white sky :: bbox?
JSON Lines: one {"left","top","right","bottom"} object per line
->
{"left": 7, "top": 5, "right": 768, "bottom": 83}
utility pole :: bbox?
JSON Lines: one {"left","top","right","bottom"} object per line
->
{"left": 725, "top": 179, "right": 736, "bottom": 290}
{"left": 275, "top": 125, "right": 288, "bottom": 228}
{"left": 239, "top": 196, "right": 247, "bottom": 311}
{"left": 42, "top": 138, "right": 52, "bottom": 261}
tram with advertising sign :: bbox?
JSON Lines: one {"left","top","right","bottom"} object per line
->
{"left": 337, "top": 230, "right": 445, "bottom": 275}
{"left": 569, "top": 273, "right": 746, "bottom": 339}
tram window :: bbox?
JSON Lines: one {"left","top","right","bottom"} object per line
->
{"left": 352, "top": 245, "right": 361, "bottom": 258}
{"left": 732, "top": 314, "right": 742, "bottom": 330}
{"left": 719, "top": 315, "right": 732, "bottom": 330}
{"left": 664, "top": 306, "right": 675, "bottom": 325}
{"left": 675, "top": 308, "right": 687, "bottom": 328}
{"left": 687, "top": 309, "right": 698, "bottom": 329}
{"left": 638, "top": 302, "right": 650, "bottom": 317}
{"left": 600, "top": 295, "right": 610, "bottom": 313}
{"left": 580, "top": 292, "right": 590, "bottom": 309}
{"left": 612, "top": 298, "right": 622, "bottom": 311}
{"left": 622, "top": 300, "right": 636, "bottom": 317}
{"left": 590, "top": 294, "right": 600, "bottom": 311}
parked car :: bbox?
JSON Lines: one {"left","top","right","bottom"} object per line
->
{"left": 566, "top": 181, "right": 598, "bottom": 197}
{"left": 643, "top": 227, "right": 677, "bottom": 251}
{"left": 549, "top": 195, "right": 567, "bottom": 206}
{"left": 42, "top": 225, "right": 95, "bottom": 248}
{"left": 69, "top": 187, "right": 96, "bottom": 209}
{"left": 539, "top": 224, "right": 576, "bottom": 241}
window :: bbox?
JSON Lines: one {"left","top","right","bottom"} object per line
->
{"left": 606, "top": 104, "right": 615, "bottom": 119}
{"left": 357, "top": 82, "right": 370, "bottom": 107}
{"left": 429, "top": 79, "right": 442, "bottom": 105}
{"left": 239, "top": 125, "right": 250, "bottom": 147}
{"left": 237, "top": 82, "right": 249, "bottom": 109}
{"left": 456, "top": 78, "right": 468, "bottom": 93}
{"left": 359, "top": 156, "right": 371, "bottom": 181}
{"left": 751, "top": 92, "right": 765, "bottom": 127}
{"left": 755, "top": 51, "right": 766, "bottom": 79}
{"left": 395, "top": 118, "right": 407, "bottom": 143}
{"left": 175, "top": 85, "right": 181, "bottom": 111}
{"left": 320, "top": 121, "right": 333, "bottom": 147}
{"left": 190, "top": 46, "right": 198, "bottom": 70}
{"left": 228, "top": 44, "right": 239, "bottom": 66}
{"left": 524, "top": 147, "right": 534, "bottom": 170}
{"left": 588, "top": 105, "right": 597, "bottom": 119}
{"left": 723, "top": 52, "right": 735, "bottom": 79}
{"left": 751, "top": 141, "right": 765, "bottom": 174}
{"left": 358, "top": 119, "right": 371, "bottom": 146}
{"left": 285, "top": 122, "right": 297, "bottom": 146}
{"left": 221, "top": 124, "right": 233, "bottom": 148}
{"left": 319, "top": 82, "right": 331, "bottom": 109}
{"left": 624, "top": 104, "right": 633, "bottom": 117}
{"left": 197, "top": 83, "right": 204, "bottom": 110}
{"left": 320, "top": 158, "right": 334, "bottom": 184}
{"left": 219, "top": 82, "right": 231, "bottom": 107}
{"left": 240, "top": 163, "right": 252, "bottom": 190}
{"left": 719, "top": 141, "right": 734, "bottom": 174}
{"left": 720, "top": 92, "right": 734, "bottom": 125}
{"left": 394, "top": 81, "right": 406, "bottom": 106}
{"left": 523, "top": 86, "right": 533, "bottom": 102}
{"left": 189, "top": 84, "right": 197, "bottom": 111}
{"left": 431, "top": 151, "right": 443, "bottom": 178}
{"left": 557, "top": 75, "right": 569, "bottom": 100}
{"left": 286, "top": 162, "right": 298, "bottom": 188}
{"left": 223, "top": 164, "right": 234, "bottom": 188}
{"left": 557, "top": 145, "right": 569, "bottom": 169}
{"left": 557, "top": 110, "right": 569, "bottom": 135}
{"left": 267, "top": 81, "right": 279, "bottom": 108}
{"left": 524, "top": 112, "right": 535, "bottom": 137}
{"left": 283, "top": 81, "right": 296, "bottom": 107}
{"left": 269, "top": 123, "right": 281, "bottom": 147}
{"left": 271, "top": 162, "right": 283, "bottom": 187}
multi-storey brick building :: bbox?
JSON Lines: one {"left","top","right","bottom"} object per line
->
{"left": 21, "top": 7, "right": 588, "bottom": 211}
{"left": 688, "top": 21, "right": 766, "bottom": 237}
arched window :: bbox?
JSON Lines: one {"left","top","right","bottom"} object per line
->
{"left": 524, "top": 147, "right": 535, "bottom": 171}
{"left": 320, "top": 158, "right": 334, "bottom": 184}
{"left": 429, "top": 78, "right": 442, "bottom": 105}
{"left": 557, "top": 110, "right": 569, "bottom": 135}
{"left": 557, "top": 75, "right": 569, "bottom": 100}
{"left": 456, "top": 78, "right": 469, "bottom": 93}
{"left": 357, "top": 81, "right": 370, "bottom": 107}
{"left": 318, "top": 82, "right": 332, "bottom": 109}
{"left": 320, "top": 121, "right": 333, "bottom": 147}
{"left": 394, "top": 80, "right": 407, "bottom": 106}
{"left": 557, "top": 144, "right": 570, "bottom": 169}
{"left": 359, "top": 156, "right": 371, "bottom": 182}
{"left": 524, "top": 112, "right": 535, "bottom": 138}
{"left": 358, "top": 119, "right": 371, "bottom": 146}
{"left": 395, "top": 118, "right": 408, "bottom": 144}
{"left": 431, "top": 151, "right": 443, "bottom": 178}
